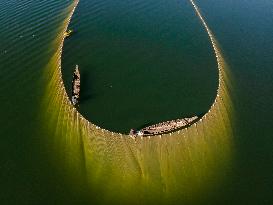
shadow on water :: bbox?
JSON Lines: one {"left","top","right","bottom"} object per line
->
{"left": 79, "top": 68, "right": 97, "bottom": 103}
{"left": 135, "top": 122, "right": 154, "bottom": 130}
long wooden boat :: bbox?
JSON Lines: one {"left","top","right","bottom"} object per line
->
{"left": 71, "top": 65, "right": 80, "bottom": 105}
{"left": 130, "top": 116, "right": 199, "bottom": 136}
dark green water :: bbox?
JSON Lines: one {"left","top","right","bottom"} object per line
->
{"left": 62, "top": 0, "right": 217, "bottom": 133}
{"left": 1, "top": 0, "right": 273, "bottom": 204}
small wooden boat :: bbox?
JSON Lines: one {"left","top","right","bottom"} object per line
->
{"left": 64, "top": 29, "right": 73, "bottom": 38}
{"left": 71, "top": 65, "right": 80, "bottom": 105}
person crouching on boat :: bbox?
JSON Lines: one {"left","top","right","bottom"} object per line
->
{"left": 72, "top": 96, "right": 78, "bottom": 105}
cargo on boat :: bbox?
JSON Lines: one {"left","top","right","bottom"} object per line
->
{"left": 130, "top": 116, "right": 199, "bottom": 136}
{"left": 71, "top": 65, "right": 80, "bottom": 105}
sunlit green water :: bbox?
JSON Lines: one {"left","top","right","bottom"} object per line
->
{"left": 42, "top": 0, "right": 234, "bottom": 204}
{"left": 1, "top": 0, "right": 273, "bottom": 204}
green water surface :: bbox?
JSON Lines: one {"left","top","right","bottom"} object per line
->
{"left": 1, "top": 0, "right": 273, "bottom": 204}
{"left": 62, "top": 0, "right": 217, "bottom": 133}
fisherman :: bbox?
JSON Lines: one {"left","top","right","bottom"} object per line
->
{"left": 129, "top": 129, "right": 136, "bottom": 135}
{"left": 72, "top": 96, "right": 77, "bottom": 105}
{"left": 136, "top": 131, "right": 144, "bottom": 136}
